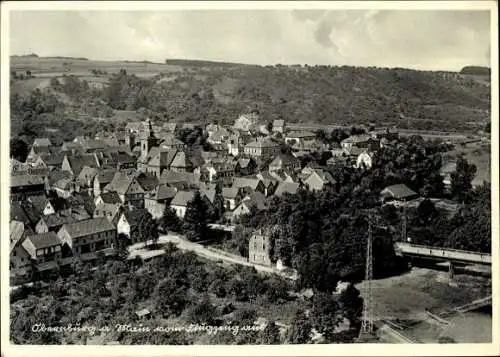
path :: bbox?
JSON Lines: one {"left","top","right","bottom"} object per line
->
{"left": 129, "top": 234, "right": 297, "bottom": 280}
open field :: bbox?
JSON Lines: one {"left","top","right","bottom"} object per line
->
{"left": 357, "top": 267, "right": 491, "bottom": 343}
{"left": 11, "top": 56, "right": 184, "bottom": 76}
{"left": 357, "top": 268, "right": 491, "bottom": 321}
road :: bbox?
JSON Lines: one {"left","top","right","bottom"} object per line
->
{"left": 129, "top": 234, "right": 298, "bottom": 280}
{"left": 377, "top": 322, "right": 418, "bottom": 343}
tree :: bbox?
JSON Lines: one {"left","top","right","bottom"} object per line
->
{"left": 310, "top": 291, "right": 343, "bottom": 342}
{"left": 137, "top": 210, "right": 159, "bottom": 247}
{"left": 183, "top": 191, "right": 210, "bottom": 242}
{"left": 339, "top": 283, "right": 363, "bottom": 328}
{"left": 287, "top": 310, "right": 312, "bottom": 344}
{"left": 114, "top": 233, "right": 130, "bottom": 261}
{"left": 212, "top": 181, "right": 226, "bottom": 221}
{"left": 450, "top": 156, "right": 477, "bottom": 203}
{"left": 266, "top": 277, "right": 290, "bottom": 303}
{"left": 417, "top": 198, "right": 439, "bottom": 224}
{"left": 259, "top": 321, "right": 281, "bottom": 344}
{"left": 315, "top": 129, "right": 328, "bottom": 143}
{"left": 266, "top": 121, "right": 273, "bottom": 133}
{"left": 153, "top": 277, "right": 189, "bottom": 317}
{"left": 10, "top": 138, "right": 29, "bottom": 162}
{"left": 161, "top": 206, "right": 183, "bottom": 233}
{"left": 185, "top": 295, "right": 217, "bottom": 324}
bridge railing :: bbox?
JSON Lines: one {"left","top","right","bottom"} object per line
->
{"left": 395, "top": 242, "right": 491, "bottom": 264}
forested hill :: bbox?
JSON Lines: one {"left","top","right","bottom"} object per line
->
{"left": 10, "top": 57, "right": 491, "bottom": 143}
{"left": 460, "top": 66, "right": 491, "bottom": 76}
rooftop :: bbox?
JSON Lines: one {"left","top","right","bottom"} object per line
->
{"left": 10, "top": 174, "right": 45, "bottom": 188}
{"left": 25, "top": 232, "right": 62, "bottom": 249}
{"left": 171, "top": 191, "right": 195, "bottom": 207}
{"left": 61, "top": 217, "right": 116, "bottom": 237}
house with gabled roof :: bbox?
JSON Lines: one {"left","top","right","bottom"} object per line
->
{"left": 232, "top": 177, "right": 266, "bottom": 196}
{"left": 341, "top": 134, "right": 379, "bottom": 151}
{"left": 93, "top": 202, "right": 123, "bottom": 226}
{"left": 138, "top": 147, "right": 177, "bottom": 177}
{"left": 26, "top": 195, "right": 56, "bottom": 216}
{"left": 104, "top": 172, "right": 145, "bottom": 208}
{"left": 10, "top": 221, "right": 33, "bottom": 278}
{"left": 159, "top": 170, "right": 201, "bottom": 189}
{"left": 303, "top": 169, "right": 337, "bottom": 192}
{"left": 221, "top": 187, "right": 244, "bottom": 210}
{"left": 160, "top": 135, "right": 186, "bottom": 151}
{"left": 33, "top": 153, "right": 65, "bottom": 170}
{"left": 117, "top": 207, "right": 148, "bottom": 243}
{"left": 95, "top": 191, "right": 122, "bottom": 205}
{"left": 285, "top": 131, "right": 316, "bottom": 148}
{"left": 53, "top": 178, "right": 75, "bottom": 198}
{"left": 232, "top": 191, "right": 268, "bottom": 220}
{"left": 22, "top": 232, "right": 63, "bottom": 265}
{"left": 269, "top": 169, "right": 296, "bottom": 184}
{"left": 26, "top": 145, "right": 56, "bottom": 163}
{"left": 60, "top": 141, "right": 84, "bottom": 155}
{"left": 170, "top": 150, "right": 196, "bottom": 173}
{"left": 10, "top": 202, "right": 34, "bottom": 228}
{"left": 135, "top": 171, "right": 159, "bottom": 193}
{"left": 170, "top": 191, "right": 196, "bottom": 218}
{"left": 274, "top": 182, "right": 301, "bottom": 197}
{"left": 62, "top": 154, "right": 100, "bottom": 176}
{"left": 144, "top": 184, "right": 177, "bottom": 219}
{"left": 57, "top": 217, "right": 116, "bottom": 257}
{"left": 197, "top": 160, "right": 235, "bottom": 186}
{"left": 380, "top": 184, "right": 418, "bottom": 203}
{"left": 93, "top": 169, "right": 117, "bottom": 197}
{"left": 268, "top": 153, "right": 300, "bottom": 173}
{"left": 80, "top": 139, "right": 108, "bottom": 153}
{"left": 10, "top": 174, "right": 46, "bottom": 202}
{"left": 35, "top": 212, "right": 81, "bottom": 234}
{"left": 76, "top": 166, "right": 99, "bottom": 194}
{"left": 234, "top": 157, "right": 257, "bottom": 176}
{"left": 98, "top": 151, "right": 136, "bottom": 170}
{"left": 244, "top": 139, "right": 281, "bottom": 159}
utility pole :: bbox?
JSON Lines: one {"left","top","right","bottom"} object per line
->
{"left": 402, "top": 205, "right": 408, "bottom": 243}
{"left": 359, "top": 212, "right": 376, "bottom": 341}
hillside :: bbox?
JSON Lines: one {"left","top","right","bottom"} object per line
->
{"left": 10, "top": 56, "right": 491, "bottom": 143}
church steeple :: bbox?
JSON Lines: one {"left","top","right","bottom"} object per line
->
{"left": 139, "top": 118, "right": 155, "bottom": 162}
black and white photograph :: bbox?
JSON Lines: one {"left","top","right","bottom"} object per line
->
{"left": 1, "top": 1, "right": 498, "bottom": 354}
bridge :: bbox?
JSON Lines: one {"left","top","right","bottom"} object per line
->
{"left": 395, "top": 242, "right": 491, "bottom": 265}
{"left": 394, "top": 242, "right": 491, "bottom": 278}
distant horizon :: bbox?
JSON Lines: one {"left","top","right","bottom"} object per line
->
{"left": 9, "top": 53, "right": 492, "bottom": 74}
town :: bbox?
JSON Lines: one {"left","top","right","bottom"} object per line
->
{"left": 10, "top": 109, "right": 492, "bottom": 344}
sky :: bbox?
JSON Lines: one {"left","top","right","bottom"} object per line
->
{"left": 8, "top": 9, "right": 492, "bottom": 71}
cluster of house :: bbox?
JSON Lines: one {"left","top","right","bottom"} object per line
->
{"left": 9, "top": 113, "right": 422, "bottom": 280}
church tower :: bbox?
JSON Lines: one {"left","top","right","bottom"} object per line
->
{"left": 139, "top": 118, "right": 156, "bottom": 163}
